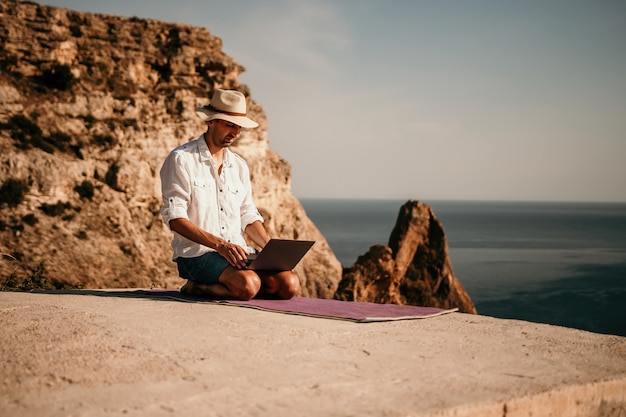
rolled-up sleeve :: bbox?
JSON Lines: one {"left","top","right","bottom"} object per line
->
{"left": 240, "top": 201, "right": 263, "bottom": 232}
{"left": 160, "top": 151, "right": 191, "bottom": 226}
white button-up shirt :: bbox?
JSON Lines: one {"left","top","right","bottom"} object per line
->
{"left": 160, "top": 134, "right": 263, "bottom": 260}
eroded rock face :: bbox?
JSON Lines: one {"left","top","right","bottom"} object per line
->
{"left": 0, "top": 2, "right": 474, "bottom": 307}
{"left": 335, "top": 201, "right": 477, "bottom": 314}
{"left": 0, "top": 0, "right": 341, "bottom": 297}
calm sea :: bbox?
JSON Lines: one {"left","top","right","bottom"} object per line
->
{"left": 300, "top": 199, "right": 626, "bottom": 337}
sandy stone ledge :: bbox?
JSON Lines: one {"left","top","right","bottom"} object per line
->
{"left": 1, "top": 290, "right": 625, "bottom": 417}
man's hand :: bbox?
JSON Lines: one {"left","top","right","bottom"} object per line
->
{"left": 169, "top": 218, "right": 250, "bottom": 269}
{"left": 217, "top": 241, "right": 248, "bottom": 269}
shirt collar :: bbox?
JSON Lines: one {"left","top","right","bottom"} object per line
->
{"left": 197, "top": 134, "right": 232, "bottom": 167}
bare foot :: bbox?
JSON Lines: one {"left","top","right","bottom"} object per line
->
{"left": 180, "top": 280, "right": 231, "bottom": 299}
{"left": 180, "top": 281, "right": 194, "bottom": 295}
{"left": 180, "top": 280, "right": 211, "bottom": 296}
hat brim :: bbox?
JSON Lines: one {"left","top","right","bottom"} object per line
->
{"left": 195, "top": 107, "right": 259, "bottom": 128}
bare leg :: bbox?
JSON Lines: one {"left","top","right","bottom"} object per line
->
{"left": 181, "top": 267, "right": 262, "bottom": 300}
{"left": 258, "top": 270, "right": 301, "bottom": 299}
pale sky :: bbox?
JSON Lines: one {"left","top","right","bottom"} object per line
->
{"left": 40, "top": 0, "right": 626, "bottom": 202}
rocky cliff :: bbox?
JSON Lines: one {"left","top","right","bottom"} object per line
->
{"left": 335, "top": 201, "right": 477, "bottom": 314}
{"left": 0, "top": 0, "right": 341, "bottom": 297}
{"left": 0, "top": 1, "right": 476, "bottom": 312}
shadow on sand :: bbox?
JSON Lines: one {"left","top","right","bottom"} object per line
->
{"left": 34, "top": 288, "right": 206, "bottom": 303}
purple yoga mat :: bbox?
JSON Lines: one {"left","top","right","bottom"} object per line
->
{"left": 140, "top": 290, "right": 457, "bottom": 322}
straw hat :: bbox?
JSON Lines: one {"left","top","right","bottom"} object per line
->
{"left": 195, "top": 89, "right": 258, "bottom": 128}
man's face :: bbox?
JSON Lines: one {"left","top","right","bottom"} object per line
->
{"left": 207, "top": 119, "right": 242, "bottom": 149}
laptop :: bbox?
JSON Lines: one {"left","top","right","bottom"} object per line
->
{"left": 245, "top": 239, "right": 315, "bottom": 271}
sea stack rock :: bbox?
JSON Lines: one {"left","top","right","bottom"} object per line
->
{"left": 335, "top": 200, "right": 477, "bottom": 314}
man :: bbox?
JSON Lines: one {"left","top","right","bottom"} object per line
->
{"left": 160, "top": 89, "right": 300, "bottom": 300}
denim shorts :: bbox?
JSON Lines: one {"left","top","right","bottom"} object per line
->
{"left": 175, "top": 252, "right": 230, "bottom": 285}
